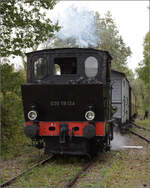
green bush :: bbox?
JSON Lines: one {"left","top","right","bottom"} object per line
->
{"left": 1, "top": 63, "right": 28, "bottom": 159}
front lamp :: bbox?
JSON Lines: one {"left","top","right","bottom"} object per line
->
{"left": 28, "top": 110, "right": 37, "bottom": 121}
{"left": 85, "top": 110, "right": 95, "bottom": 121}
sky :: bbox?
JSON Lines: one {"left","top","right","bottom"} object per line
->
{"left": 11, "top": 1, "right": 149, "bottom": 74}
{"left": 49, "top": 0, "right": 149, "bottom": 74}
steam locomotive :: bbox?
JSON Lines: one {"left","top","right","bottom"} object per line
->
{"left": 21, "top": 48, "right": 114, "bottom": 157}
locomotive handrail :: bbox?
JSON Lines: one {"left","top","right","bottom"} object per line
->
{"left": 106, "top": 119, "right": 116, "bottom": 124}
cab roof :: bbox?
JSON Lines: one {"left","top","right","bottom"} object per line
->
{"left": 26, "top": 48, "right": 112, "bottom": 60}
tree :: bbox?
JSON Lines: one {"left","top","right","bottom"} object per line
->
{"left": 0, "top": 0, "right": 60, "bottom": 57}
{"left": 42, "top": 35, "right": 79, "bottom": 49}
{"left": 136, "top": 32, "right": 150, "bottom": 88}
{"left": 1, "top": 61, "right": 26, "bottom": 156}
{"left": 95, "top": 11, "right": 132, "bottom": 73}
{"left": 136, "top": 32, "right": 150, "bottom": 110}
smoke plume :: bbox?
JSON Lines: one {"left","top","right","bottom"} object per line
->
{"left": 53, "top": 6, "right": 99, "bottom": 47}
{"left": 111, "top": 127, "right": 127, "bottom": 150}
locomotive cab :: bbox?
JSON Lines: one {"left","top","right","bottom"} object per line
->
{"left": 21, "top": 48, "right": 112, "bottom": 157}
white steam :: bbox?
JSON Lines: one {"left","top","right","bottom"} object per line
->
{"left": 111, "top": 128, "right": 127, "bottom": 150}
{"left": 53, "top": 6, "right": 99, "bottom": 47}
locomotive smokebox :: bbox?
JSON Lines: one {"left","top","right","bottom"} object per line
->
{"left": 83, "top": 124, "right": 96, "bottom": 139}
{"left": 24, "top": 125, "right": 39, "bottom": 139}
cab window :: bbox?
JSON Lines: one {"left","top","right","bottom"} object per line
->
{"left": 33, "top": 57, "right": 47, "bottom": 79}
{"left": 54, "top": 57, "right": 77, "bottom": 75}
{"left": 85, "top": 56, "right": 98, "bottom": 78}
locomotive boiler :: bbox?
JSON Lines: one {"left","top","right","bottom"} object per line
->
{"left": 21, "top": 48, "right": 113, "bottom": 157}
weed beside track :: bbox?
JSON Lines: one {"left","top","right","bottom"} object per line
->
{"left": 0, "top": 118, "right": 149, "bottom": 188}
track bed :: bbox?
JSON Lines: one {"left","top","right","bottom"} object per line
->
{"left": 1, "top": 120, "right": 149, "bottom": 188}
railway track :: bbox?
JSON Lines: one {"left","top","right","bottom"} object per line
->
{"left": 130, "top": 122, "right": 150, "bottom": 131}
{"left": 129, "top": 130, "right": 150, "bottom": 144}
{"left": 64, "top": 157, "right": 96, "bottom": 188}
{"left": 0, "top": 154, "right": 55, "bottom": 187}
{"left": 128, "top": 121, "right": 150, "bottom": 144}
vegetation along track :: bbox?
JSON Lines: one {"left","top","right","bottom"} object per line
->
{"left": 0, "top": 154, "right": 55, "bottom": 187}
{"left": 130, "top": 121, "right": 150, "bottom": 131}
{"left": 64, "top": 156, "right": 96, "bottom": 188}
{"left": 128, "top": 129, "right": 150, "bottom": 144}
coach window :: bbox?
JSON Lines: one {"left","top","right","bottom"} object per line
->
{"left": 54, "top": 57, "right": 77, "bottom": 75}
{"left": 123, "top": 80, "right": 126, "bottom": 87}
{"left": 85, "top": 56, "right": 98, "bottom": 78}
{"left": 33, "top": 57, "right": 47, "bottom": 79}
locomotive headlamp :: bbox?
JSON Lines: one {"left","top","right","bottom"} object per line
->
{"left": 85, "top": 110, "right": 95, "bottom": 121}
{"left": 28, "top": 110, "right": 37, "bottom": 121}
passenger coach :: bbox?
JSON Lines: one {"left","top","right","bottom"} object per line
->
{"left": 111, "top": 70, "right": 136, "bottom": 128}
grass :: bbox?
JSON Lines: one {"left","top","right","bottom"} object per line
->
{"left": 135, "top": 118, "right": 150, "bottom": 129}
{"left": 131, "top": 118, "right": 150, "bottom": 139}
{"left": 101, "top": 151, "right": 126, "bottom": 188}
{"left": 98, "top": 127, "right": 150, "bottom": 188}
{"left": 0, "top": 147, "right": 44, "bottom": 184}
{"left": 2, "top": 148, "right": 149, "bottom": 187}
{"left": 1, "top": 147, "right": 149, "bottom": 188}
{"left": 75, "top": 151, "right": 122, "bottom": 188}
{"left": 76, "top": 144, "right": 150, "bottom": 188}
{"left": 1, "top": 136, "right": 32, "bottom": 161}
{"left": 1, "top": 118, "right": 150, "bottom": 187}
{"left": 99, "top": 151, "right": 149, "bottom": 188}
{"left": 7, "top": 155, "right": 84, "bottom": 187}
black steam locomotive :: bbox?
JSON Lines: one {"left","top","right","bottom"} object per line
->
{"left": 21, "top": 48, "right": 114, "bottom": 157}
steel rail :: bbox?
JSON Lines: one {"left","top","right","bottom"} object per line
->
{"left": 130, "top": 122, "right": 150, "bottom": 132}
{"left": 0, "top": 154, "right": 55, "bottom": 187}
{"left": 64, "top": 159, "right": 95, "bottom": 188}
{"left": 129, "top": 130, "right": 150, "bottom": 144}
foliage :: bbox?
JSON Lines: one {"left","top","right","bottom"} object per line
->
{"left": 131, "top": 79, "right": 147, "bottom": 113}
{"left": 1, "top": 61, "right": 27, "bottom": 157}
{"left": 135, "top": 118, "right": 150, "bottom": 128}
{"left": 0, "top": 0, "right": 60, "bottom": 57}
{"left": 136, "top": 32, "right": 150, "bottom": 88}
{"left": 43, "top": 36, "right": 79, "bottom": 49}
{"left": 136, "top": 32, "right": 150, "bottom": 110}
{"left": 95, "top": 11, "right": 132, "bottom": 73}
